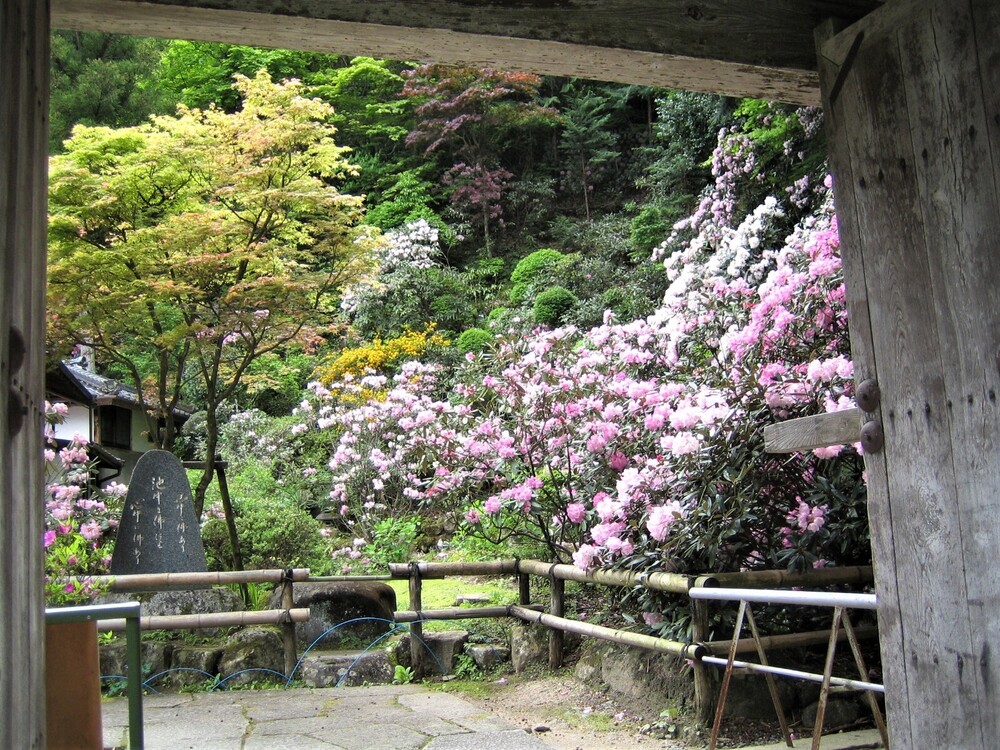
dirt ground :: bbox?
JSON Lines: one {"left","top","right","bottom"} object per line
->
{"left": 458, "top": 673, "right": 691, "bottom": 750}
{"left": 456, "top": 672, "right": 797, "bottom": 750}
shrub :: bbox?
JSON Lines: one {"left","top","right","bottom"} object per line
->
{"left": 455, "top": 328, "right": 493, "bottom": 353}
{"left": 629, "top": 205, "right": 669, "bottom": 257}
{"left": 532, "top": 286, "right": 578, "bottom": 326}
{"left": 238, "top": 498, "right": 327, "bottom": 570}
{"left": 312, "top": 326, "right": 450, "bottom": 384}
{"left": 509, "top": 248, "right": 564, "bottom": 304}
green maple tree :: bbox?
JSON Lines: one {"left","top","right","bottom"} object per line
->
{"left": 48, "top": 70, "right": 375, "bottom": 514}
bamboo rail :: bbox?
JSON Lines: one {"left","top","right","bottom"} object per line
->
{"left": 394, "top": 604, "right": 544, "bottom": 623}
{"left": 510, "top": 605, "right": 704, "bottom": 660}
{"left": 74, "top": 568, "right": 311, "bottom": 591}
{"left": 701, "top": 624, "right": 879, "bottom": 655}
{"left": 99, "top": 607, "right": 310, "bottom": 632}
{"left": 388, "top": 560, "right": 519, "bottom": 579}
{"left": 516, "top": 559, "right": 692, "bottom": 593}
{"left": 694, "top": 565, "right": 874, "bottom": 589}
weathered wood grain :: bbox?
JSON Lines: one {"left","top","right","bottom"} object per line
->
{"left": 50, "top": 0, "right": 879, "bottom": 104}
{"left": 763, "top": 408, "right": 861, "bottom": 453}
{"left": 820, "top": 1, "right": 1000, "bottom": 746}
{"left": 0, "top": 1, "right": 50, "bottom": 748}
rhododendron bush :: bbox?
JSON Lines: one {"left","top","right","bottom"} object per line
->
{"left": 43, "top": 402, "right": 126, "bottom": 605}
{"left": 265, "top": 105, "right": 870, "bottom": 630}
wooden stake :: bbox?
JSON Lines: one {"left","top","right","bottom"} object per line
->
{"left": 408, "top": 563, "right": 424, "bottom": 678}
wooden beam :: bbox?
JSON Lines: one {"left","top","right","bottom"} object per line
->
{"left": 819, "top": 0, "right": 1000, "bottom": 746}
{"left": 1, "top": 1, "right": 50, "bottom": 747}
{"left": 51, "top": 0, "right": 880, "bottom": 105}
{"left": 763, "top": 407, "right": 861, "bottom": 453}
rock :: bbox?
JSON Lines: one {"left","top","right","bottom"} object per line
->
{"left": 801, "top": 697, "right": 864, "bottom": 729}
{"left": 395, "top": 630, "right": 470, "bottom": 674}
{"left": 466, "top": 644, "right": 511, "bottom": 670}
{"left": 144, "top": 588, "right": 245, "bottom": 636}
{"left": 510, "top": 623, "right": 549, "bottom": 673}
{"left": 722, "top": 672, "right": 801, "bottom": 719}
{"left": 573, "top": 648, "right": 601, "bottom": 682}
{"left": 218, "top": 627, "right": 285, "bottom": 687}
{"left": 166, "top": 646, "right": 223, "bottom": 689}
{"left": 573, "top": 641, "right": 694, "bottom": 717}
{"left": 298, "top": 650, "right": 393, "bottom": 687}
{"left": 268, "top": 582, "right": 396, "bottom": 650}
{"left": 100, "top": 640, "right": 173, "bottom": 687}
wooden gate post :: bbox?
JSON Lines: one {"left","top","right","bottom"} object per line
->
{"left": 1, "top": 1, "right": 50, "bottom": 747}
{"left": 818, "top": 2, "right": 1000, "bottom": 746}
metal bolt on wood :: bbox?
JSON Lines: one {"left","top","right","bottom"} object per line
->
{"left": 856, "top": 378, "right": 881, "bottom": 412}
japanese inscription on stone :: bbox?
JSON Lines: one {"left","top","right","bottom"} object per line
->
{"left": 110, "top": 450, "right": 207, "bottom": 575}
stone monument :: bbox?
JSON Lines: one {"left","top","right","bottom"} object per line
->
{"left": 110, "top": 450, "right": 207, "bottom": 575}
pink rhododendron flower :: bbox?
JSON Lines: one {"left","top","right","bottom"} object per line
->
{"left": 647, "top": 503, "right": 682, "bottom": 542}
{"left": 572, "top": 544, "right": 599, "bottom": 570}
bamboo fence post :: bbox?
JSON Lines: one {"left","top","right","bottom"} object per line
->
{"left": 280, "top": 569, "right": 297, "bottom": 679}
{"left": 691, "top": 597, "right": 715, "bottom": 726}
{"left": 517, "top": 560, "right": 531, "bottom": 605}
{"left": 408, "top": 562, "right": 424, "bottom": 678}
{"left": 548, "top": 568, "right": 565, "bottom": 669}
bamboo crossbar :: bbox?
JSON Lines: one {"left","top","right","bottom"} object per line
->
{"left": 307, "top": 575, "right": 394, "bottom": 582}
{"left": 694, "top": 565, "right": 874, "bottom": 589}
{"left": 510, "top": 604, "right": 703, "bottom": 660}
{"left": 700, "top": 655, "right": 884, "bottom": 693}
{"left": 387, "top": 560, "right": 519, "bottom": 578}
{"left": 393, "top": 604, "right": 544, "bottom": 622}
{"left": 74, "top": 568, "right": 311, "bottom": 591}
{"left": 99, "top": 607, "right": 310, "bottom": 632}
{"left": 516, "top": 559, "right": 692, "bottom": 593}
{"left": 701, "top": 624, "right": 879, "bottom": 655}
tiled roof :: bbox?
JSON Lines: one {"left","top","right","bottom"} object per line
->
{"left": 53, "top": 359, "right": 195, "bottom": 418}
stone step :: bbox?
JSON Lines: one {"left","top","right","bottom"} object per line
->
{"left": 297, "top": 649, "right": 393, "bottom": 688}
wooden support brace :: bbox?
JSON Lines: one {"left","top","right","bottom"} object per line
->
{"left": 763, "top": 408, "right": 861, "bottom": 453}
{"left": 709, "top": 600, "right": 748, "bottom": 750}
{"left": 811, "top": 606, "right": 844, "bottom": 750}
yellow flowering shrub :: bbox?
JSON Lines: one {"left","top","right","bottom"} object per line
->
{"left": 313, "top": 326, "right": 450, "bottom": 384}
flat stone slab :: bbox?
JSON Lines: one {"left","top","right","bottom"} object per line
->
{"left": 103, "top": 685, "right": 555, "bottom": 750}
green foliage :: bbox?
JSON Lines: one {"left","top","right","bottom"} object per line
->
{"left": 392, "top": 665, "right": 415, "bottom": 685}
{"left": 203, "top": 498, "right": 327, "bottom": 572}
{"left": 363, "top": 169, "right": 443, "bottom": 232}
{"left": 49, "top": 32, "right": 169, "bottom": 152}
{"left": 157, "top": 41, "right": 340, "bottom": 111}
{"left": 629, "top": 205, "right": 669, "bottom": 257}
{"left": 634, "top": 90, "right": 728, "bottom": 206}
{"left": 453, "top": 654, "right": 480, "bottom": 680}
{"left": 309, "top": 57, "right": 413, "bottom": 152}
{"left": 532, "top": 286, "right": 579, "bottom": 326}
{"left": 200, "top": 459, "right": 330, "bottom": 572}
{"left": 455, "top": 328, "right": 493, "bottom": 354}
{"left": 362, "top": 517, "right": 420, "bottom": 569}
{"left": 555, "top": 82, "right": 621, "bottom": 220}
{"left": 509, "top": 249, "right": 564, "bottom": 304}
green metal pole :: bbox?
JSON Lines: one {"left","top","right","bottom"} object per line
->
{"left": 125, "top": 606, "right": 144, "bottom": 750}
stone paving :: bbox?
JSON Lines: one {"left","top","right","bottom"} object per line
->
{"left": 102, "top": 685, "right": 555, "bottom": 750}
